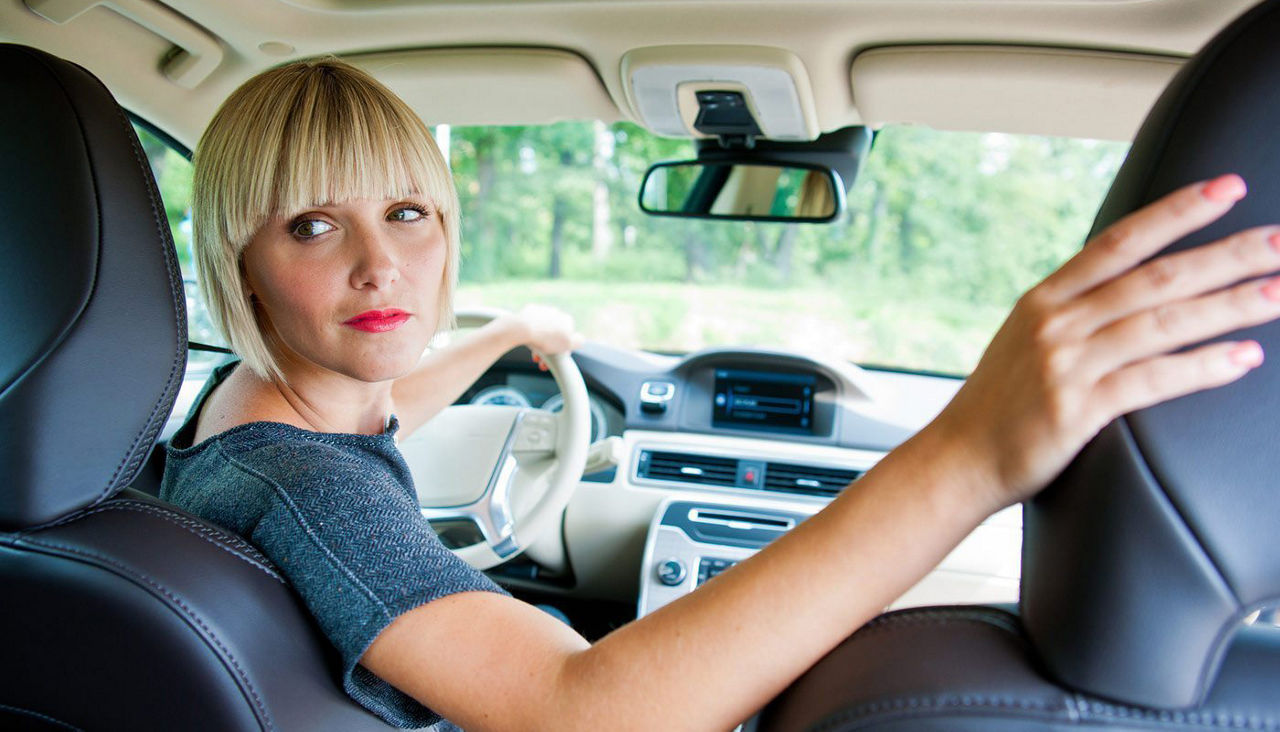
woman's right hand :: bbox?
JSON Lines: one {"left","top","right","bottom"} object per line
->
{"left": 929, "top": 174, "right": 1280, "bottom": 512}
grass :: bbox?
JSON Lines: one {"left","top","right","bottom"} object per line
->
{"left": 456, "top": 279, "right": 1012, "bottom": 375}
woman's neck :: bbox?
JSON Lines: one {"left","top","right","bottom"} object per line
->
{"left": 264, "top": 361, "right": 396, "bottom": 435}
{"left": 268, "top": 369, "right": 395, "bottom": 435}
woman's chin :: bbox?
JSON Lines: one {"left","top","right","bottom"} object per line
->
{"left": 342, "top": 355, "right": 420, "bottom": 384}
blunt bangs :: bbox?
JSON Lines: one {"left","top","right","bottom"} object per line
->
{"left": 221, "top": 63, "right": 455, "bottom": 251}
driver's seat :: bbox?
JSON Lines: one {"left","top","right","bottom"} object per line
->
{"left": 757, "top": 1, "right": 1280, "bottom": 729}
{"left": 0, "top": 44, "right": 397, "bottom": 730}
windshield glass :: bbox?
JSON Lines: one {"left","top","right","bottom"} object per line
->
{"left": 448, "top": 122, "right": 1128, "bottom": 375}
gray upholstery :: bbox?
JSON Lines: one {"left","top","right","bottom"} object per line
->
{"left": 0, "top": 44, "right": 185, "bottom": 529}
{"left": 1023, "top": 0, "right": 1280, "bottom": 708}
{"left": 0, "top": 44, "right": 395, "bottom": 730}
{"left": 757, "top": 0, "right": 1280, "bottom": 728}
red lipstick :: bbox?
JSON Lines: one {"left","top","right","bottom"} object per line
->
{"left": 343, "top": 309, "right": 410, "bottom": 333}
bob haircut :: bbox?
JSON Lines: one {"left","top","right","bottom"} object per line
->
{"left": 192, "top": 58, "right": 460, "bottom": 382}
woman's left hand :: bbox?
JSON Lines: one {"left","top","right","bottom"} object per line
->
{"left": 501, "top": 305, "right": 584, "bottom": 370}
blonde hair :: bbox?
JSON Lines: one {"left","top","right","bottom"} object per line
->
{"left": 192, "top": 58, "right": 460, "bottom": 382}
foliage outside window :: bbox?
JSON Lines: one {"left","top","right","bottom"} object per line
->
{"left": 447, "top": 122, "right": 1127, "bottom": 375}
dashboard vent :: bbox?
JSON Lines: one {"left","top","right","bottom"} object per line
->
{"left": 763, "top": 461, "right": 861, "bottom": 497}
{"left": 638, "top": 450, "right": 739, "bottom": 488}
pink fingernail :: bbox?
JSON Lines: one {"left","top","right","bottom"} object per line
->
{"left": 1229, "top": 341, "right": 1264, "bottom": 368}
{"left": 1264, "top": 278, "right": 1280, "bottom": 302}
{"left": 1202, "top": 174, "right": 1247, "bottom": 203}
{"left": 1270, "top": 232, "right": 1280, "bottom": 254}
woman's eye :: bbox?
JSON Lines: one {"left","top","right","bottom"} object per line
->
{"left": 389, "top": 205, "right": 427, "bottom": 222}
{"left": 292, "top": 219, "right": 334, "bottom": 238}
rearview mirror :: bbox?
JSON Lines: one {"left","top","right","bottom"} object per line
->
{"left": 638, "top": 161, "right": 844, "bottom": 223}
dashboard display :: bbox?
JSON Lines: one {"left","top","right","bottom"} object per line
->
{"left": 712, "top": 368, "right": 815, "bottom": 433}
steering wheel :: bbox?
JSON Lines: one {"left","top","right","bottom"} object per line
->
{"left": 399, "top": 309, "right": 591, "bottom": 570}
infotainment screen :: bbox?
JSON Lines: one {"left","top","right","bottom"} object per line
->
{"left": 712, "top": 368, "right": 815, "bottom": 433}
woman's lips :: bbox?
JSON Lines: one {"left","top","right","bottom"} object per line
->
{"left": 343, "top": 309, "right": 410, "bottom": 333}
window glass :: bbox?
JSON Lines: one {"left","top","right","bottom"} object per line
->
{"left": 448, "top": 122, "right": 1129, "bottom": 376}
{"left": 132, "top": 122, "right": 227, "bottom": 379}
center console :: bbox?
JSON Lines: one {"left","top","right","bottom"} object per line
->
{"left": 637, "top": 498, "right": 814, "bottom": 616}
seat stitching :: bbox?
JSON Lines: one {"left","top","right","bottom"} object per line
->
{"left": 1081, "top": 696, "right": 1280, "bottom": 729}
{"left": 15, "top": 535, "right": 276, "bottom": 731}
{"left": 30, "top": 500, "right": 284, "bottom": 583}
{"left": 814, "top": 692, "right": 1280, "bottom": 731}
{"left": 0, "top": 702, "right": 82, "bottom": 731}
{"left": 94, "top": 95, "right": 186, "bottom": 502}
{"left": 858, "top": 607, "right": 1023, "bottom": 637}
{"left": 812, "top": 695, "right": 1065, "bottom": 731}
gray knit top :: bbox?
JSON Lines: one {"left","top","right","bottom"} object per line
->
{"left": 161, "top": 360, "right": 506, "bottom": 729}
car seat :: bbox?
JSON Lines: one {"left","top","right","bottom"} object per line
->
{"left": 0, "top": 43, "right": 399, "bottom": 730}
{"left": 755, "top": 1, "right": 1280, "bottom": 728}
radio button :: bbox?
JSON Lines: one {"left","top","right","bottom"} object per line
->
{"left": 656, "top": 558, "right": 687, "bottom": 586}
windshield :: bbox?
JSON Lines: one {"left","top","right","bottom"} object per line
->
{"left": 138, "top": 119, "right": 1128, "bottom": 377}
{"left": 447, "top": 122, "right": 1128, "bottom": 375}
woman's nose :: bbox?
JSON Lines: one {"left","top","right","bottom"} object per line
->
{"left": 348, "top": 224, "right": 400, "bottom": 290}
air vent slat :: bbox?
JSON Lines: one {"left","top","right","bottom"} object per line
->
{"left": 763, "top": 461, "right": 862, "bottom": 497}
{"left": 639, "top": 450, "right": 740, "bottom": 488}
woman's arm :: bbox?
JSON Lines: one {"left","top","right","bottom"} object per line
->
{"left": 364, "top": 175, "right": 1280, "bottom": 731}
{"left": 392, "top": 305, "right": 582, "bottom": 436}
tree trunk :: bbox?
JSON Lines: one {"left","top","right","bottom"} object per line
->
{"left": 591, "top": 121, "right": 613, "bottom": 261}
{"left": 685, "top": 234, "right": 708, "bottom": 282}
{"left": 772, "top": 224, "right": 798, "bottom": 283}
{"left": 473, "top": 133, "right": 498, "bottom": 278}
{"left": 549, "top": 195, "right": 567, "bottom": 279}
{"left": 865, "top": 184, "right": 887, "bottom": 270}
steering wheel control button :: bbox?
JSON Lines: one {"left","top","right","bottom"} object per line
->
{"left": 656, "top": 558, "right": 687, "bottom": 586}
{"left": 640, "top": 381, "right": 676, "bottom": 414}
{"left": 514, "top": 412, "right": 558, "bottom": 453}
{"left": 696, "top": 556, "right": 738, "bottom": 586}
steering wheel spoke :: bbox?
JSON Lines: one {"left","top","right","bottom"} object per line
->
{"left": 405, "top": 309, "right": 591, "bottom": 569}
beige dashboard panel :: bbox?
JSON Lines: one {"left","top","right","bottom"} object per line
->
{"left": 851, "top": 46, "right": 1183, "bottom": 141}
{"left": 347, "top": 48, "right": 621, "bottom": 126}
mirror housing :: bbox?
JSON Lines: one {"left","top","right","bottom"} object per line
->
{"left": 637, "top": 126, "right": 872, "bottom": 224}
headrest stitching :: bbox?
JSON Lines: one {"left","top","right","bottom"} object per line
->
{"left": 0, "top": 703, "right": 79, "bottom": 730}
{"left": 87, "top": 83, "right": 188, "bottom": 505}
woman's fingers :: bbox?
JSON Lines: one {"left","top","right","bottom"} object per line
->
{"left": 1040, "top": 174, "right": 1247, "bottom": 304}
{"left": 1093, "top": 339, "right": 1262, "bottom": 419}
{"left": 1067, "top": 225, "right": 1280, "bottom": 337}
{"left": 1081, "top": 276, "right": 1280, "bottom": 382}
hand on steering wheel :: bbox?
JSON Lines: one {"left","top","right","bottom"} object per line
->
{"left": 398, "top": 309, "right": 591, "bottom": 569}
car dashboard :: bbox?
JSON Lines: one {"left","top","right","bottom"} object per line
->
{"left": 456, "top": 341, "right": 1022, "bottom": 617}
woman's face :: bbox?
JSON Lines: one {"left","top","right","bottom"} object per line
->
{"left": 241, "top": 196, "right": 447, "bottom": 384}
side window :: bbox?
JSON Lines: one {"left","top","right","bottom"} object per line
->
{"left": 133, "top": 123, "right": 229, "bottom": 371}
{"left": 133, "top": 121, "right": 231, "bottom": 429}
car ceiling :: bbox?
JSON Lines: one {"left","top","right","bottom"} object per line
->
{"left": 0, "top": 0, "right": 1257, "bottom": 150}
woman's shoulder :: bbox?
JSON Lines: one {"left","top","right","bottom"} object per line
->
{"left": 171, "top": 419, "right": 404, "bottom": 490}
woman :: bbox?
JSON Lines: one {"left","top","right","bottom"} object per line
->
{"left": 162, "top": 58, "right": 1280, "bottom": 731}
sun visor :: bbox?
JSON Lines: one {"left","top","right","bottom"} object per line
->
{"left": 346, "top": 48, "right": 620, "bottom": 126}
{"left": 621, "top": 45, "right": 820, "bottom": 141}
{"left": 851, "top": 46, "right": 1182, "bottom": 141}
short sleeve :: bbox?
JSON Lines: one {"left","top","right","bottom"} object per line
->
{"left": 228, "top": 438, "right": 508, "bottom": 729}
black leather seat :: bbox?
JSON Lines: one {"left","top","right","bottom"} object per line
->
{"left": 756, "top": 1, "right": 1280, "bottom": 729}
{"left": 0, "top": 44, "right": 395, "bottom": 730}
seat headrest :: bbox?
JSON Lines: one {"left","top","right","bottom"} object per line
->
{"left": 0, "top": 44, "right": 186, "bottom": 529}
{"left": 1020, "top": 0, "right": 1280, "bottom": 709}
